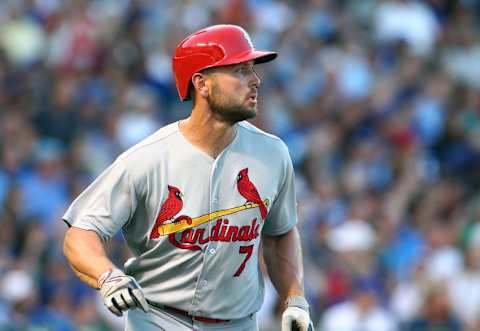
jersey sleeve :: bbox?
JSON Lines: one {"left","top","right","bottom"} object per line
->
{"left": 262, "top": 147, "right": 297, "bottom": 236}
{"left": 62, "top": 157, "right": 137, "bottom": 242}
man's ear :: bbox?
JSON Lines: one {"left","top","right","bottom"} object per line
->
{"left": 191, "top": 73, "right": 210, "bottom": 99}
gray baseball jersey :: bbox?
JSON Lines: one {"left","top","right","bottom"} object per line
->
{"left": 63, "top": 120, "right": 297, "bottom": 320}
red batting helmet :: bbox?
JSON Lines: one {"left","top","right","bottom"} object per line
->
{"left": 172, "top": 24, "right": 277, "bottom": 101}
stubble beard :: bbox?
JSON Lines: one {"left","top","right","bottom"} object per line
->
{"left": 207, "top": 82, "right": 257, "bottom": 125}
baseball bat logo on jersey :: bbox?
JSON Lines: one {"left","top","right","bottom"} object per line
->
{"left": 149, "top": 168, "right": 269, "bottom": 240}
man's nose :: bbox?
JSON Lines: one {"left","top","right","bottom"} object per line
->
{"left": 250, "top": 69, "right": 260, "bottom": 88}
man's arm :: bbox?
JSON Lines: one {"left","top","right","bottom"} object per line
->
{"left": 63, "top": 227, "right": 116, "bottom": 288}
{"left": 262, "top": 226, "right": 304, "bottom": 300}
{"left": 63, "top": 226, "right": 149, "bottom": 316}
{"left": 70, "top": 263, "right": 101, "bottom": 289}
{"left": 263, "top": 226, "right": 314, "bottom": 330}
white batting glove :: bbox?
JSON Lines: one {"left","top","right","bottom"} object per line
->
{"left": 282, "top": 296, "right": 314, "bottom": 331}
{"left": 98, "top": 268, "right": 149, "bottom": 317}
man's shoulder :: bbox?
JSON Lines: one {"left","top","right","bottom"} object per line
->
{"left": 237, "top": 121, "right": 292, "bottom": 163}
{"left": 238, "top": 121, "right": 280, "bottom": 140}
{"left": 238, "top": 121, "right": 288, "bottom": 153}
{"left": 119, "top": 121, "right": 181, "bottom": 160}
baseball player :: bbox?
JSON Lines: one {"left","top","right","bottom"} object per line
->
{"left": 62, "top": 24, "right": 314, "bottom": 331}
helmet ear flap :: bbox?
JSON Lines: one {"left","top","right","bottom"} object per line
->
{"left": 172, "top": 42, "right": 226, "bottom": 102}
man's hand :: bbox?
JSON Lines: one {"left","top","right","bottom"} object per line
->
{"left": 98, "top": 268, "right": 149, "bottom": 316}
{"left": 282, "top": 296, "right": 314, "bottom": 331}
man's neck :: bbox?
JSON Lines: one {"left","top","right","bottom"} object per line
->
{"left": 179, "top": 108, "right": 238, "bottom": 159}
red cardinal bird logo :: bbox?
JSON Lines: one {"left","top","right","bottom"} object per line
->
{"left": 236, "top": 168, "right": 268, "bottom": 220}
{"left": 150, "top": 185, "right": 183, "bottom": 239}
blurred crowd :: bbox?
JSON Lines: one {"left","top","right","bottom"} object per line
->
{"left": 1, "top": 0, "right": 480, "bottom": 330}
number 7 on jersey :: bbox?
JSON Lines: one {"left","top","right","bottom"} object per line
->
{"left": 233, "top": 245, "right": 254, "bottom": 277}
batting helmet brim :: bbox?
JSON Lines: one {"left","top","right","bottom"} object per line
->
{"left": 206, "top": 49, "right": 277, "bottom": 70}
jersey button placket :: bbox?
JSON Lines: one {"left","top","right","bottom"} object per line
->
{"left": 192, "top": 157, "right": 220, "bottom": 305}
{"left": 206, "top": 158, "right": 220, "bottom": 254}
{"left": 210, "top": 158, "right": 221, "bottom": 208}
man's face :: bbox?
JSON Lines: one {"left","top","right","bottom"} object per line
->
{"left": 205, "top": 61, "right": 260, "bottom": 124}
